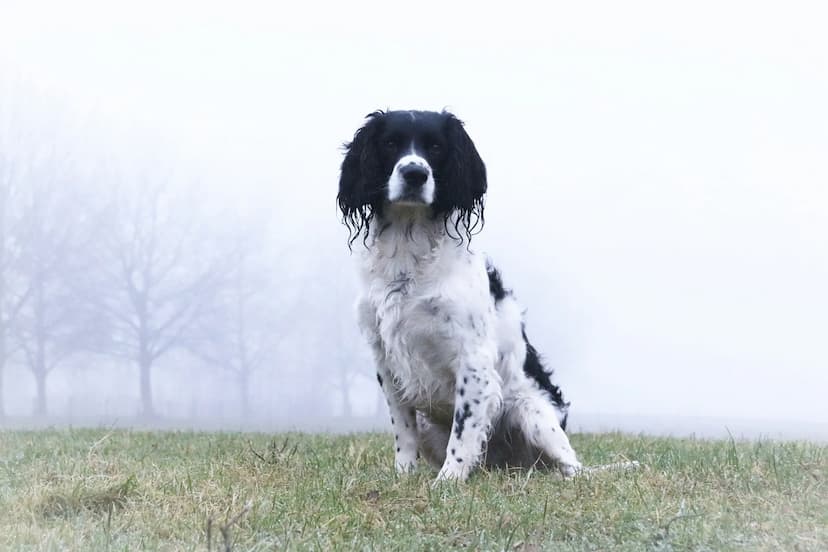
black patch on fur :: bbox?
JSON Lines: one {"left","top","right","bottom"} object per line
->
{"left": 376, "top": 373, "right": 383, "bottom": 387}
{"left": 337, "top": 111, "right": 387, "bottom": 247}
{"left": 435, "top": 113, "right": 487, "bottom": 243}
{"left": 486, "top": 264, "right": 509, "bottom": 303}
{"left": 522, "top": 327, "right": 570, "bottom": 430}
{"left": 454, "top": 402, "right": 472, "bottom": 438}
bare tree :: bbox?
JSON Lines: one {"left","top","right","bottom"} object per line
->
{"left": 0, "top": 78, "right": 39, "bottom": 418}
{"left": 77, "top": 169, "right": 229, "bottom": 419}
{"left": 12, "top": 151, "right": 88, "bottom": 416}
{"left": 300, "top": 237, "right": 373, "bottom": 419}
{"left": 184, "top": 220, "right": 279, "bottom": 420}
{"left": 0, "top": 153, "right": 28, "bottom": 418}
{"left": 328, "top": 265, "right": 373, "bottom": 418}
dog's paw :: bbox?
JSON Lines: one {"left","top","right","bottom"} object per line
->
{"left": 394, "top": 457, "right": 418, "bottom": 474}
{"left": 550, "top": 439, "right": 582, "bottom": 470}
{"left": 395, "top": 462, "right": 417, "bottom": 474}
{"left": 558, "top": 460, "right": 583, "bottom": 478}
{"left": 432, "top": 463, "right": 471, "bottom": 486}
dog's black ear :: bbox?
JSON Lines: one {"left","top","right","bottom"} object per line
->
{"left": 445, "top": 113, "right": 487, "bottom": 200}
{"left": 436, "top": 112, "right": 487, "bottom": 240}
{"left": 338, "top": 111, "right": 386, "bottom": 245}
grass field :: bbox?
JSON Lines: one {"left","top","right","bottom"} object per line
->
{"left": 0, "top": 429, "right": 825, "bottom": 551}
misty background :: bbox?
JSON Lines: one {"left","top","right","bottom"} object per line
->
{"left": 1, "top": 1, "right": 826, "bottom": 440}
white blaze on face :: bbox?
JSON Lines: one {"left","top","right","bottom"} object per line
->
{"left": 387, "top": 153, "right": 435, "bottom": 205}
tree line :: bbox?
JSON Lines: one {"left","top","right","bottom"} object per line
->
{"left": 0, "top": 82, "right": 375, "bottom": 423}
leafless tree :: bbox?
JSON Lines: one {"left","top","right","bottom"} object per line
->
{"left": 302, "top": 238, "right": 373, "bottom": 419}
{"left": 183, "top": 217, "right": 279, "bottom": 420}
{"left": 76, "top": 169, "right": 230, "bottom": 419}
{"left": 0, "top": 78, "right": 41, "bottom": 418}
{"left": 12, "top": 151, "right": 89, "bottom": 416}
{"left": 0, "top": 153, "right": 28, "bottom": 418}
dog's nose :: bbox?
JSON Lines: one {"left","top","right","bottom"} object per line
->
{"left": 400, "top": 164, "right": 429, "bottom": 187}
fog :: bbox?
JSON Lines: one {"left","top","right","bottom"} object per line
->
{"left": 1, "top": 1, "right": 826, "bottom": 440}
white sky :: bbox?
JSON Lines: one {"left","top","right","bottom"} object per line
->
{"left": 2, "top": 0, "right": 827, "bottom": 425}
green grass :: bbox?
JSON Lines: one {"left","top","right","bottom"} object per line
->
{"left": 0, "top": 429, "right": 824, "bottom": 551}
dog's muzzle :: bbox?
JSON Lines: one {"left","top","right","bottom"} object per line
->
{"left": 388, "top": 155, "right": 435, "bottom": 205}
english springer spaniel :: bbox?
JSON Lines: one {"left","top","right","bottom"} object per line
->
{"left": 338, "top": 110, "right": 581, "bottom": 482}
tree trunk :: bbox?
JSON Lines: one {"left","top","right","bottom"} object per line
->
{"left": 33, "top": 300, "right": 48, "bottom": 416}
{"left": 139, "top": 351, "right": 155, "bottom": 419}
{"left": 33, "top": 369, "right": 47, "bottom": 417}
{"left": 137, "top": 305, "right": 155, "bottom": 419}
{"left": 31, "top": 269, "right": 48, "bottom": 417}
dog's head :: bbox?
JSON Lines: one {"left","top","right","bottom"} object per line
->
{"left": 338, "top": 110, "right": 487, "bottom": 245}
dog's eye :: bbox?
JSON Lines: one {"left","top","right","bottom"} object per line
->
{"left": 428, "top": 143, "right": 442, "bottom": 154}
{"left": 384, "top": 140, "right": 397, "bottom": 151}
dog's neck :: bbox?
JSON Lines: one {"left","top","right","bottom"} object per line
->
{"left": 365, "top": 205, "right": 462, "bottom": 281}
{"left": 373, "top": 204, "right": 443, "bottom": 250}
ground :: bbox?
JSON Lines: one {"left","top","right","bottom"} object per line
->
{"left": 0, "top": 429, "right": 824, "bottom": 551}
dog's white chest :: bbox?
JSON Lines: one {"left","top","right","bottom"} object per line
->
{"left": 357, "top": 227, "right": 494, "bottom": 414}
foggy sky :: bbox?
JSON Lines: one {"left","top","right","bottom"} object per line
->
{"left": 2, "top": 1, "right": 827, "bottom": 432}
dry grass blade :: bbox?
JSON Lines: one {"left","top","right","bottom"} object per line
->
{"left": 219, "top": 500, "right": 252, "bottom": 552}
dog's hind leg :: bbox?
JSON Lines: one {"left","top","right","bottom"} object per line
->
{"left": 507, "top": 389, "right": 582, "bottom": 476}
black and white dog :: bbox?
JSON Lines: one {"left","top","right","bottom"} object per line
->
{"left": 338, "top": 110, "right": 581, "bottom": 482}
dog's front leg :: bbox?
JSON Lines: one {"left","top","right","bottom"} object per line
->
{"left": 375, "top": 365, "right": 419, "bottom": 473}
{"left": 435, "top": 357, "right": 502, "bottom": 483}
{"left": 359, "top": 299, "right": 419, "bottom": 473}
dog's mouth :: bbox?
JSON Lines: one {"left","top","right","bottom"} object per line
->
{"left": 386, "top": 182, "right": 434, "bottom": 206}
{"left": 392, "top": 193, "right": 431, "bottom": 205}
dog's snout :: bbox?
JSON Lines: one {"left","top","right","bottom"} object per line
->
{"left": 400, "top": 164, "right": 429, "bottom": 187}
{"left": 387, "top": 154, "right": 433, "bottom": 204}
